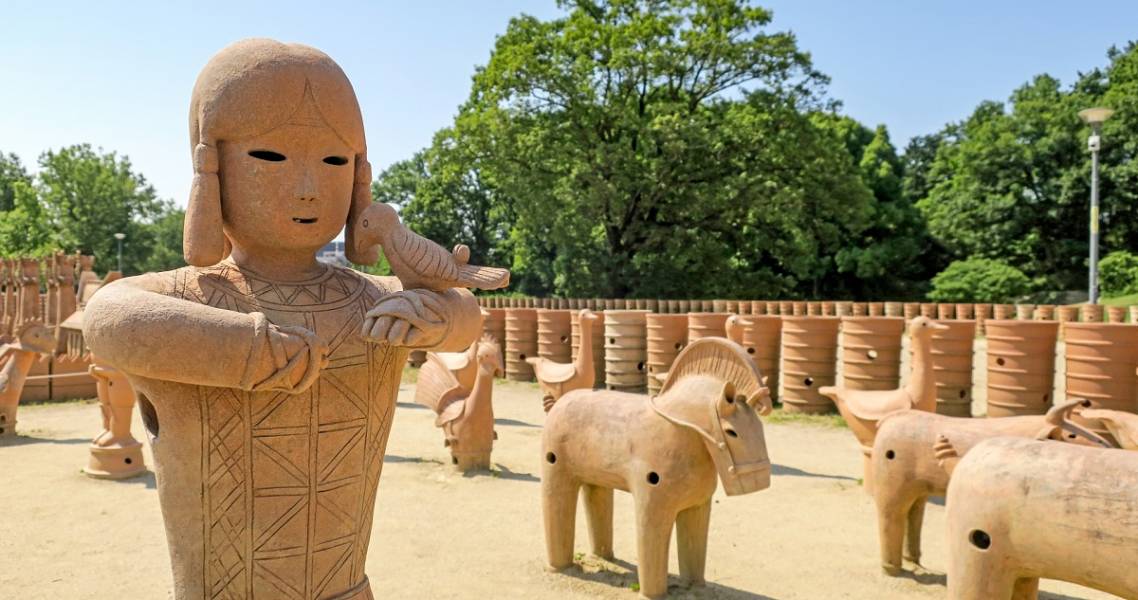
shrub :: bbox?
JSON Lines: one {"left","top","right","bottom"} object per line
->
{"left": 1099, "top": 250, "right": 1138, "bottom": 297}
{"left": 928, "top": 258, "right": 1031, "bottom": 303}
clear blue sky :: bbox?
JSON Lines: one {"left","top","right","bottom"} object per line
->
{"left": 3, "top": 1, "right": 1136, "bottom": 209}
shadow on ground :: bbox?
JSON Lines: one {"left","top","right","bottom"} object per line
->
{"left": 554, "top": 555, "right": 777, "bottom": 599}
{"left": 771, "top": 462, "right": 858, "bottom": 482}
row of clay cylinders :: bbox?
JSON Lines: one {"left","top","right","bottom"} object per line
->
{"left": 1064, "top": 322, "right": 1138, "bottom": 439}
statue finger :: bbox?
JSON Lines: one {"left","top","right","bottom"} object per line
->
{"left": 387, "top": 319, "right": 411, "bottom": 345}
{"left": 368, "top": 316, "right": 393, "bottom": 341}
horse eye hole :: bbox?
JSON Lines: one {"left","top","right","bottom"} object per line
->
{"left": 726, "top": 429, "right": 738, "bottom": 438}
{"left": 323, "top": 155, "right": 349, "bottom": 166}
{"left": 249, "top": 150, "right": 286, "bottom": 162}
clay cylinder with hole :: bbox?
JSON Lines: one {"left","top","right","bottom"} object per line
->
{"left": 807, "top": 302, "right": 822, "bottom": 316}
{"left": 505, "top": 308, "right": 538, "bottom": 381}
{"left": 839, "top": 317, "right": 905, "bottom": 391}
{"left": 730, "top": 315, "right": 782, "bottom": 403}
{"left": 646, "top": 314, "right": 688, "bottom": 396}
{"left": 992, "top": 304, "right": 1014, "bottom": 320}
{"left": 481, "top": 308, "right": 507, "bottom": 370}
{"left": 687, "top": 312, "right": 729, "bottom": 341}
{"left": 793, "top": 301, "right": 806, "bottom": 316}
{"left": 1107, "top": 305, "right": 1127, "bottom": 323}
{"left": 752, "top": 301, "right": 766, "bottom": 315}
{"left": 1057, "top": 305, "right": 1079, "bottom": 324}
{"left": 985, "top": 320, "right": 1059, "bottom": 417}
{"left": 926, "top": 320, "right": 976, "bottom": 417}
{"left": 779, "top": 301, "right": 793, "bottom": 316}
{"left": 677, "top": 300, "right": 690, "bottom": 313}
{"left": 955, "top": 304, "right": 974, "bottom": 320}
{"left": 604, "top": 310, "right": 649, "bottom": 393}
{"left": 537, "top": 309, "right": 573, "bottom": 364}
{"left": 713, "top": 299, "right": 728, "bottom": 313}
{"left": 903, "top": 303, "right": 920, "bottom": 320}
{"left": 763, "top": 301, "right": 777, "bottom": 315}
{"left": 780, "top": 317, "right": 840, "bottom": 414}
{"left": 736, "top": 300, "right": 750, "bottom": 315}
{"left": 821, "top": 301, "right": 836, "bottom": 316}
{"left": 1015, "top": 304, "right": 1035, "bottom": 320}
{"left": 884, "top": 302, "right": 902, "bottom": 317}
{"left": 1064, "top": 323, "right": 1138, "bottom": 418}
{"left": 920, "top": 303, "right": 937, "bottom": 318}
{"left": 1082, "top": 304, "right": 1103, "bottom": 323}
{"left": 868, "top": 302, "right": 885, "bottom": 317}
{"left": 571, "top": 310, "right": 605, "bottom": 389}
{"left": 851, "top": 302, "right": 868, "bottom": 316}
{"left": 835, "top": 301, "right": 851, "bottom": 317}
{"left": 937, "top": 303, "right": 955, "bottom": 320}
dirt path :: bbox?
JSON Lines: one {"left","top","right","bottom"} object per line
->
{"left": 0, "top": 377, "right": 1116, "bottom": 599}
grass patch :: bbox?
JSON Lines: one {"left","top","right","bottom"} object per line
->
{"left": 764, "top": 406, "right": 847, "bottom": 428}
{"left": 1101, "top": 293, "right": 1138, "bottom": 306}
{"left": 21, "top": 397, "right": 98, "bottom": 408}
{"left": 401, "top": 365, "right": 419, "bottom": 384}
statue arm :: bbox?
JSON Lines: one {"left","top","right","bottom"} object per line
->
{"left": 360, "top": 276, "right": 481, "bottom": 353}
{"left": 83, "top": 273, "right": 326, "bottom": 392}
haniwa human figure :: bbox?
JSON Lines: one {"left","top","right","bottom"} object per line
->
{"left": 83, "top": 39, "right": 482, "bottom": 600}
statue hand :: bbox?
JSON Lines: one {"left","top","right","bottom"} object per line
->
{"left": 361, "top": 291, "right": 448, "bottom": 348}
{"left": 242, "top": 317, "right": 329, "bottom": 394}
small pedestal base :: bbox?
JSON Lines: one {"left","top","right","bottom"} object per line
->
{"left": 83, "top": 442, "right": 146, "bottom": 479}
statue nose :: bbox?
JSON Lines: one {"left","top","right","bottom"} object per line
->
{"left": 298, "top": 171, "right": 317, "bottom": 201}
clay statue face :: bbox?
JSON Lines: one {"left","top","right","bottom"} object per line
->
{"left": 219, "top": 122, "right": 354, "bottom": 255}
{"left": 712, "top": 381, "right": 771, "bottom": 496}
{"left": 477, "top": 337, "right": 504, "bottom": 377}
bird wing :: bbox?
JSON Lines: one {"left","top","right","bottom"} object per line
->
{"left": 532, "top": 359, "right": 578, "bottom": 384}
{"left": 436, "top": 350, "right": 470, "bottom": 372}
{"left": 828, "top": 388, "right": 913, "bottom": 422}
{"left": 414, "top": 353, "right": 465, "bottom": 415}
{"left": 435, "top": 397, "right": 467, "bottom": 427}
{"left": 456, "top": 264, "right": 510, "bottom": 290}
{"left": 392, "top": 228, "right": 459, "bottom": 282}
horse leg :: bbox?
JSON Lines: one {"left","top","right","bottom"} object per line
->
{"left": 634, "top": 498, "right": 675, "bottom": 599}
{"left": 904, "top": 496, "right": 927, "bottom": 565}
{"left": 675, "top": 499, "right": 712, "bottom": 587}
{"left": 582, "top": 484, "right": 614, "bottom": 560}
{"left": 542, "top": 466, "right": 579, "bottom": 571}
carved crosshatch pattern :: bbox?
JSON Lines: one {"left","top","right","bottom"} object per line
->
{"left": 170, "top": 263, "right": 399, "bottom": 599}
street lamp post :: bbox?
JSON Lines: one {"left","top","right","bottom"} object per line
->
{"left": 113, "top": 232, "right": 125, "bottom": 273}
{"left": 1079, "top": 107, "right": 1114, "bottom": 305}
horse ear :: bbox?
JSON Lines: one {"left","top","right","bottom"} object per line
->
{"left": 720, "top": 381, "right": 737, "bottom": 416}
{"left": 345, "top": 155, "right": 379, "bottom": 265}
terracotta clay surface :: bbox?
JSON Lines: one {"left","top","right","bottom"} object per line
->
{"left": 927, "top": 320, "right": 976, "bottom": 417}
{"left": 480, "top": 307, "right": 506, "bottom": 366}
{"left": 838, "top": 317, "right": 905, "bottom": 392}
{"left": 780, "top": 316, "right": 841, "bottom": 414}
{"left": 870, "top": 400, "right": 1095, "bottom": 576}
{"left": 536, "top": 309, "right": 572, "bottom": 364}
{"left": 645, "top": 313, "right": 687, "bottom": 396}
{"left": 1064, "top": 323, "right": 1138, "bottom": 423}
{"left": 686, "top": 312, "right": 729, "bottom": 341}
{"left": 945, "top": 437, "right": 1138, "bottom": 599}
{"left": 984, "top": 320, "right": 1059, "bottom": 417}
{"left": 81, "top": 38, "right": 487, "bottom": 600}
{"left": 570, "top": 309, "right": 605, "bottom": 390}
{"left": 530, "top": 309, "right": 599, "bottom": 411}
{"left": 505, "top": 308, "right": 538, "bottom": 381}
{"left": 1078, "top": 407, "right": 1138, "bottom": 449}
{"left": 83, "top": 359, "right": 147, "bottom": 479}
{"left": 542, "top": 338, "right": 772, "bottom": 599}
{"left": 725, "top": 314, "right": 781, "bottom": 403}
{"left": 0, "top": 322, "right": 57, "bottom": 437}
{"left": 820, "top": 316, "right": 945, "bottom": 489}
{"left": 603, "top": 310, "right": 649, "bottom": 393}
{"left": 417, "top": 335, "right": 503, "bottom": 471}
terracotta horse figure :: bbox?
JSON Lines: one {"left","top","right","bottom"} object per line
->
{"left": 416, "top": 334, "right": 504, "bottom": 471}
{"left": 542, "top": 337, "right": 772, "bottom": 599}
{"left": 0, "top": 321, "right": 59, "bottom": 437}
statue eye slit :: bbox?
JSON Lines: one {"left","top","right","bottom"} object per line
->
{"left": 726, "top": 428, "right": 738, "bottom": 438}
{"left": 323, "top": 155, "right": 349, "bottom": 166}
{"left": 248, "top": 150, "right": 286, "bottom": 162}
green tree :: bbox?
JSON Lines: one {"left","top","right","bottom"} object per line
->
{"left": 135, "top": 205, "right": 187, "bottom": 273}
{"left": 928, "top": 257, "right": 1031, "bottom": 303}
{"left": 448, "top": 0, "right": 881, "bottom": 298}
{"left": 0, "top": 180, "right": 54, "bottom": 256}
{"left": 1098, "top": 250, "right": 1138, "bottom": 297}
{"left": 34, "top": 144, "right": 167, "bottom": 274}
{"left": 0, "top": 152, "right": 31, "bottom": 213}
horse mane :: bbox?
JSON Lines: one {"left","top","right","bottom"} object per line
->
{"left": 658, "top": 337, "right": 764, "bottom": 404}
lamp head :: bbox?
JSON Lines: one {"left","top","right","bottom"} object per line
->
{"left": 1079, "top": 107, "right": 1114, "bottom": 127}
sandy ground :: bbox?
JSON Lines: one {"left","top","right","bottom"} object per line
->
{"left": 0, "top": 367, "right": 1118, "bottom": 600}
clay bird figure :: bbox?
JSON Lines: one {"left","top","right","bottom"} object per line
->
{"left": 354, "top": 202, "right": 509, "bottom": 292}
{"left": 527, "top": 309, "right": 599, "bottom": 412}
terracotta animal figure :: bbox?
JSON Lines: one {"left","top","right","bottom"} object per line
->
{"left": 820, "top": 316, "right": 946, "bottom": 491}
{"left": 542, "top": 337, "right": 772, "bottom": 599}
{"left": 528, "top": 308, "right": 599, "bottom": 412}
{"left": 869, "top": 400, "right": 1103, "bottom": 576}
{"left": 354, "top": 202, "right": 510, "bottom": 291}
{"left": 945, "top": 437, "right": 1138, "bottom": 599}
{"left": 1077, "top": 406, "right": 1138, "bottom": 449}
{"left": 416, "top": 332, "right": 483, "bottom": 398}
{"left": 0, "top": 321, "right": 59, "bottom": 437}
{"left": 83, "top": 360, "right": 147, "bottom": 479}
{"left": 415, "top": 334, "right": 503, "bottom": 471}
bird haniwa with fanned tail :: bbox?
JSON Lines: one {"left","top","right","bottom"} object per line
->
{"left": 354, "top": 202, "right": 510, "bottom": 292}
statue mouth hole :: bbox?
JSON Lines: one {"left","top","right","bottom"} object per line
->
{"left": 292, "top": 217, "right": 319, "bottom": 224}
{"left": 969, "top": 529, "right": 992, "bottom": 550}
{"left": 726, "top": 429, "right": 738, "bottom": 438}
